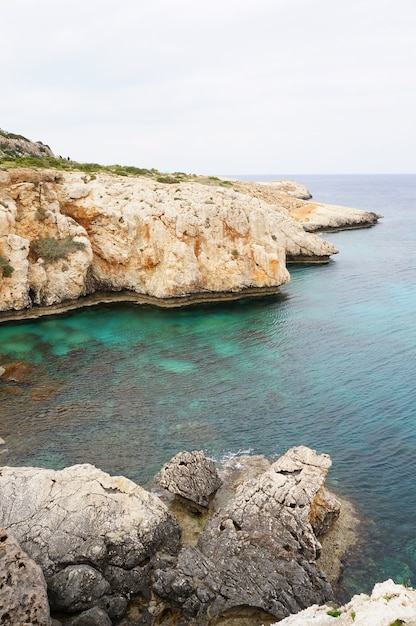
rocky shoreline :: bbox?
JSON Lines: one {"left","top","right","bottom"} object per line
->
{"left": 0, "top": 166, "right": 381, "bottom": 321}
{"left": 0, "top": 446, "right": 358, "bottom": 626}
{"left": 1, "top": 447, "right": 414, "bottom": 626}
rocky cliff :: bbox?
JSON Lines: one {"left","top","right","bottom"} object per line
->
{"left": 0, "top": 165, "right": 381, "bottom": 318}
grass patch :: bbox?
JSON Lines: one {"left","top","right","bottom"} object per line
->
{"left": 30, "top": 236, "right": 86, "bottom": 263}
{"left": 0, "top": 253, "right": 14, "bottom": 277}
{"left": 326, "top": 608, "right": 342, "bottom": 617}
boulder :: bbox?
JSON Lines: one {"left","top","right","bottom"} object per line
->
{"left": 152, "top": 446, "right": 335, "bottom": 624}
{"left": 0, "top": 464, "right": 181, "bottom": 620}
{"left": 0, "top": 527, "right": 51, "bottom": 626}
{"left": 309, "top": 487, "right": 341, "bottom": 537}
{"left": 155, "top": 449, "right": 222, "bottom": 508}
{"left": 65, "top": 606, "right": 112, "bottom": 626}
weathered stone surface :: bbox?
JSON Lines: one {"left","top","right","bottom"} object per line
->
{"left": 0, "top": 464, "right": 181, "bottom": 620}
{"left": 309, "top": 487, "right": 341, "bottom": 537}
{"left": 0, "top": 168, "right": 344, "bottom": 316}
{"left": 235, "top": 180, "right": 382, "bottom": 233}
{"left": 274, "top": 579, "right": 416, "bottom": 625}
{"left": 266, "top": 180, "right": 313, "bottom": 199}
{"left": 47, "top": 564, "right": 111, "bottom": 612}
{"left": 155, "top": 449, "right": 222, "bottom": 508}
{"left": 65, "top": 606, "right": 112, "bottom": 626}
{"left": 0, "top": 129, "right": 54, "bottom": 160}
{"left": 152, "top": 446, "right": 335, "bottom": 624}
{"left": 0, "top": 527, "right": 51, "bottom": 626}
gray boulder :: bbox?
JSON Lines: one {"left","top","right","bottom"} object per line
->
{"left": 0, "top": 527, "right": 51, "bottom": 626}
{"left": 0, "top": 463, "right": 181, "bottom": 621}
{"left": 47, "top": 564, "right": 111, "bottom": 612}
{"left": 153, "top": 446, "right": 335, "bottom": 624}
{"left": 155, "top": 449, "right": 222, "bottom": 508}
{"left": 65, "top": 606, "right": 112, "bottom": 626}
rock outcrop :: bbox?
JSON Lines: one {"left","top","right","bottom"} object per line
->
{"left": 235, "top": 181, "right": 381, "bottom": 233}
{"left": 0, "top": 463, "right": 181, "bottom": 624}
{"left": 0, "top": 167, "right": 346, "bottom": 317}
{"left": 0, "top": 129, "right": 54, "bottom": 160}
{"left": 152, "top": 446, "right": 335, "bottom": 624}
{"left": 155, "top": 449, "right": 222, "bottom": 509}
{"left": 0, "top": 447, "right": 354, "bottom": 624}
{"left": 0, "top": 527, "right": 51, "bottom": 625}
{"left": 274, "top": 579, "right": 416, "bottom": 625}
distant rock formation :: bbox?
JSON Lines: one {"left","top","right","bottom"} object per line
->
{"left": 0, "top": 129, "right": 54, "bottom": 160}
{"left": 236, "top": 180, "right": 382, "bottom": 233}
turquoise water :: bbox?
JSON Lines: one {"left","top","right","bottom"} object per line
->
{"left": 0, "top": 175, "right": 415, "bottom": 599}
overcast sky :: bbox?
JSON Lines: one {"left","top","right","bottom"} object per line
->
{"left": 2, "top": 0, "right": 415, "bottom": 174}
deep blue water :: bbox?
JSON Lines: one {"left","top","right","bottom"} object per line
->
{"left": 0, "top": 174, "right": 415, "bottom": 599}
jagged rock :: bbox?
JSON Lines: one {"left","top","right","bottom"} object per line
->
{"left": 152, "top": 446, "right": 335, "bottom": 624}
{"left": 0, "top": 527, "right": 51, "bottom": 626}
{"left": 155, "top": 450, "right": 222, "bottom": 508}
{"left": 274, "top": 579, "right": 416, "bottom": 625}
{"left": 65, "top": 606, "right": 112, "bottom": 626}
{"left": 0, "top": 464, "right": 181, "bottom": 621}
{"left": 309, "top": 487, "right": 341, "bottom": 537}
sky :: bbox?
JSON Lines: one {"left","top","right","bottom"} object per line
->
{"left": 2, "top": 0, "right": 416, "bottom": 174}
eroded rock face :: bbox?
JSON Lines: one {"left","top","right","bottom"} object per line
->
{"left": 152, "top": 446, "right": 335, "bottom": 624}
{"left": 235, "top": 181, "right": 381, "bottom": 233}
{"left": 0, "top": 169, "right": 342, "bottom": 315}
{"left": 0, "top": 464, "right": 181, "bottom": 622}
{"left": 155, "top": 449, "right": 222, "bottom": 508}
{"left": 0, "top": 527, "right": 51, "bottom": 626}
{"left": 274, "top": 579, "right": 416, "bottom": 625}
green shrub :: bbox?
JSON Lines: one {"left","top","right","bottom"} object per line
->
{"left": 30, "top": 236, "right": 85, "bottom": 263}
{"left": 0, "top": 252, "right": 14, "bottom": 277}
{"left": 326, "top": 608, "right": 342, "bottom": 617}
{"left": 35, "top": 206, "right": 48, "bottom": 221}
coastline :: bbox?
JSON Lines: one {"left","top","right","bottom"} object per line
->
{"left": 0, "top": 287, "right": 284, "bottom": 324}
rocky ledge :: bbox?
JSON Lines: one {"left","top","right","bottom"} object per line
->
{"left": 0, "top": 168, "right": 381, "bottom": 318}
{"left": 0, "top": 445, "right": 367, "bottom": 626}
{"left": 274, "top": 579, "right": 416, "bottom": 625}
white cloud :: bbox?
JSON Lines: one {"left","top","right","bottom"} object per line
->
{"left": 2, "top": 0, "right": 416, "bottom": 172}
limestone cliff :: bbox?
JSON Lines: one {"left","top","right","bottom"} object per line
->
{"left": 236, "top": 180, "right": 382, "bottom": 232}
{"left": 0, "top": 167, "right": 342, "bottom": 316}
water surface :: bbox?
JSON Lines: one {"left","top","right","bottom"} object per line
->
{"left": 1, "top": 174, "right": 415, "bottom": 598}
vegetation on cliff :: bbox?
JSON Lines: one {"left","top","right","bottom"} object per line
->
{"left": 0, "top": 130, "right": 233, "bottom": 188}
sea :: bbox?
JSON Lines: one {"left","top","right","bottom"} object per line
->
{"left": 0, "top": 174, "right": 415, "bottom": 600}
